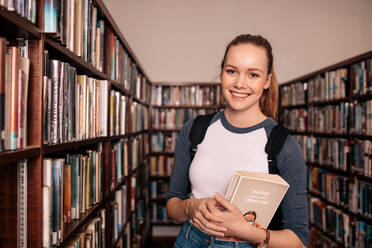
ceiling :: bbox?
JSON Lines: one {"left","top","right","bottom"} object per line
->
{"left": 103, "top": 0, "right": 372, "bottom": 84}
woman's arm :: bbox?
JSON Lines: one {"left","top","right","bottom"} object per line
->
{"left": 213, "top": 193, "right": 306, "bottom": 248}
{"left": 166, "top": 197, "right": 227, "bottom": 237}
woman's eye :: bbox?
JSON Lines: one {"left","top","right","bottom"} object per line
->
{"left": 250, "top": 73, "right": 259, "bottom": 78}
{"left": 226, "top": 69, "right": 236, "bottom": 74}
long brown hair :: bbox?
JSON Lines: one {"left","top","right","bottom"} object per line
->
{"left": 220, "top": 34, "right": 278, "bottom": 120}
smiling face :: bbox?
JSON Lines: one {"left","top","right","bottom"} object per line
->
{"left": 221, "top": 43, "right": 271, "bottom": 117}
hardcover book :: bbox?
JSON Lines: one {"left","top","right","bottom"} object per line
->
{"left": 225, "top": 171, "right": 290, "bottom": 229}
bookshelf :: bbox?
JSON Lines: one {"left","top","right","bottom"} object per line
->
{"left": 278, "top": 51, "right": 372, "bottom": 248}
{"left": 149, "top": 82, "right": 222, "bottom": 242}
{"left": 0, "top": 0, "right": 151, "bottom": 247}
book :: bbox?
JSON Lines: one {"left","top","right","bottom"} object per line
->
{"left": 224, "top": 171, "right": 289, "bottom": 229}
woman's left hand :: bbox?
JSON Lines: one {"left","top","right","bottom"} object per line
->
{"left": 212, "top": 192, "right": 255, "bottom": 239}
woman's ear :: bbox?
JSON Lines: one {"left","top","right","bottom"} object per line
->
{"left": 264, "top": 73, "right": 272, "bottom": 90}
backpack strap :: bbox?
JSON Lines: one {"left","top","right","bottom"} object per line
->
{"left": 265, "top": 124, "right": 290, "bottom": 230}
{"left": 265, "top": 124, "right": 290, "bottom": 174}
{"left": 189, "top": 113, "right": 217, "bottom": 161}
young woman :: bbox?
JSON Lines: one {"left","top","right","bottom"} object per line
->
{"left": 166, "top": 34, "right": 309, "bottom": 248}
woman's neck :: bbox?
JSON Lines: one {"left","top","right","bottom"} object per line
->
{"left": 224, "top": 107, "right": 267, "bottom": 128}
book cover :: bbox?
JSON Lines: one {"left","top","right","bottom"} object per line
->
{"left": 0, "top": 38, "right": 6, "bottom": 151}
{"left": 225, "top": 171, "right": 289, "bottom": 229}
{"left": 74, "top": 0, "right": 82, "bottom": 56}
{"left": 42, "top": 159, "right": 52, "bottom": 248}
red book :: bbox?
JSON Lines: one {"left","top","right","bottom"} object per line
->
{"left": 9, "top": 46, "right": 18, "bottom": 150}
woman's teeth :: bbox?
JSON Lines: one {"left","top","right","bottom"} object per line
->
{"left": 231, "top": 92, "right": 250, "bottom": 97}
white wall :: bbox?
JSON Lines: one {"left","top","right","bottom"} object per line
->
{"left": 103, "top": 0, "right": 372, "bottom": 84}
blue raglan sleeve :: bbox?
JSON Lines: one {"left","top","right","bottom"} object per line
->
{"left": 166, "top": 119, "right": 194, "bottom": 202}
{"left": 277, "top": 135, "right": 310, "bottom": 247}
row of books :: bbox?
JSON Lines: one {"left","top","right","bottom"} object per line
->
{"left": 0, "top": 0, "right": 36, "bottom": 23}
{"left": 63, "top": 209, "right": 106, "bottom": 248}
{"left": 280, "top": 108, "right": 307, "bottom": 132}
{"left": 307, "top": 104, "right": 349, "bottom": 134}
{"left": 309, "top": 196, "right": 371, "bottom": 248}
{"left": 310, "top": 227, "right": 340, "bottom": 248}
{"left": 308, "top": 167, "right": 349, "bottom": 207}
{"left": 280, "top": 82, "right": 306, "bottom": 107}
{"left": 111, "top": 139, "right": 129, "bottom": 190}
{"left": 294, "top": 135, "right": 350, "bottom": 171}
{"left": 0, "top": 38, "right": 30, "bottom": 151}
{"left": 151, "top": 132, "right": 178, "bottom": 153}
{"left": 151, "top": 108, "right": 214, "bottom": 129}
{"left": 130, "top": 102, "right": 149, "bottom": 133}
{"left": 150, "top": 155, "right": 173, "bottom": 177}
{"left": 133, "top": 75, "right": 151, "bottom": 104}
{"left": 151, "top": 203, "right": 169, "bottom": 223}
{"left": 42, "top": 147, "right": 103, "bottom": 247}
{"left": 353, "top": 58, "right": 372, "bottom": 96}
{"left": 349, "top": 100, "right": 372, "bottom": 135}
{"left": 308, "top": 69, "right": 348, "bottom": 103}
{"left": 349, "top": 179, "right": 372, "bottom": 217}
{"left": 112, "top": 185, "right": 128, "bottom": 243}
{"left": 110, "top": 90, "right": 128, "bottom": 136}
{"left": 110, "top": 33, "right": 138, "bottom": 92}
{"left": 114, "top": 225, "right": 130, "bottom": 248}
{"left": 44, "top": 0, "right": 105, "bottom": 71}
{"left": 150, "top": 181, "right": 168, "bottom": 199}
{"left": 352, "top": 139, "right": 372, "bottom": 178}
{"left": 44, "top": 55, "right": 108, "bottom": 144}
{"left": 152, "top": 85, "right": 218, "bottom": 106}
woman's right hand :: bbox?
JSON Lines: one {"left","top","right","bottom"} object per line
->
{"left": 185, "top": 198, "right": 227, "bottom": 237}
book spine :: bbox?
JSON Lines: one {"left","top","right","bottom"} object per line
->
{"left": 50, "top": 60, "right": 59, "bottom": 144}
{"left": 0, "top": 38, "right": 6, "bottom": 151}
{"left": 42, "top": 159, "right": 52, "bottom": 248}
{"left": 17, "top": 160, "right": 27, "bottom": 248}
{"left": 9, "top": 46, "right": 18, "bottom": 150}
{"left": 44, "top": 0, "right": 58, "bottom": 33}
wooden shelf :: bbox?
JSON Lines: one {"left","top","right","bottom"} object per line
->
{"left": 307, "top": 162, "right": 348, "bottom": 176}
{"left": 309, "top": 97, "right": 349, "bottom": 106}
{"left": 0, "top": 147, "right": 40, "bottom": 165}
{"left": 0, "top": 6, "right": 40, "bottom": 39}
{"left": 151, "top": 221, "right": 181, "bottom": 226}
{"left": 58, "top": 199, "right": 108, "bottom": 248}
{"left": 110, "top": 81, "right": 132, "bottom": 96}
{"left": 133, "top": 96, "right": 150, "bottom": 107}
{"left": 151, "top": 105, "right": 218, "bottom": 109}
{"left": 94, "top": 0, "right": 151, "bottom": 81}
{"left": 280, "top": 103, "right": 307, "bottom": 109}
{"left": 289, "top": 130, "right": 348, "bottom": 138}
{"left": 112, "top": 219, "right": 130, "bottom": 248}
{"left": 309, "top": 223, "right": 344, "bottom": 247}
{"left": 43, "top": 137, "right": 107, "bottom": 154}
{"left": 44, "top": 37, "right": 110, "bottom": 80}
{"left": 150, "top": 175, "right": 171, "bottom": 180}
{"left": 150, "top": 151, "right": 174, "bottom": 156}
{"left": 351, "top": 93, "right": 372, "bottom": 102}
{"left": 150, "top": 128, "right": 181, "bottom": 132}
{"left": 150, "top": 197, "right": 167, "bottom": 202}
{"left": 281, "top": 50, "right": 372, "bottom": 86}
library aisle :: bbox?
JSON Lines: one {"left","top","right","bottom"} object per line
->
{"left": 0, "top": 0, "right": 371, "bottom": 248}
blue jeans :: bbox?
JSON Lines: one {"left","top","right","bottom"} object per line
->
{"left": 174, "top": 221, "right": 255, "bottom": 248}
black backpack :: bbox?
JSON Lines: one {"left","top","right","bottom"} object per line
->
{"left": 188, "top": 112, "right": 290, "bottom": 230}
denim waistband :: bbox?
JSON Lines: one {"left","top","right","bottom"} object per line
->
{"left": 183, "top": 221, "right": 254, "bottom": 247}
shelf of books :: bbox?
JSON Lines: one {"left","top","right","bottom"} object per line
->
{"left": 149, "top": 83, "right": 222, "bottom": 242}
{"left": 279, "top": 51, "right": 372, "bottom": 248}
{"left": 0, "top": 0, "right": 151, "bottom": 247}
